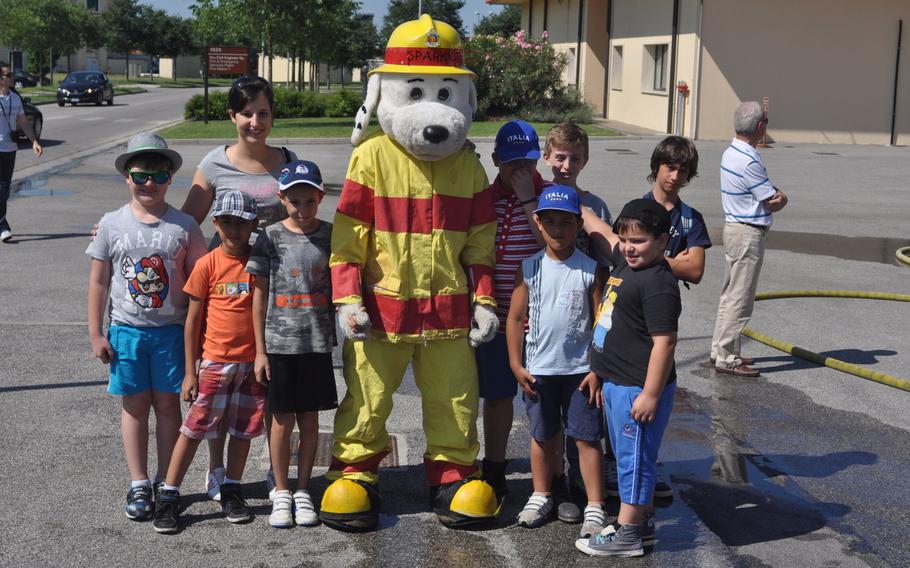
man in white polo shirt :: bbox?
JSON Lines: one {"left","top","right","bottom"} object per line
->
{"left": 711, "top": 101, "right": 788, "bottom": 377}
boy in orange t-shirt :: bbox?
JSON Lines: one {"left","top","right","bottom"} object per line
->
{"left": 152, "top": 190, "right": 266, "bottom": 533}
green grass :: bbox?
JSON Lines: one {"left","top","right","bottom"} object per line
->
{"left": 158, "top": 117, "right": 621, "bottom": 139}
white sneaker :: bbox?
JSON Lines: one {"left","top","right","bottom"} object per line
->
{"left": 517, "top": 493, "right": 555, "bottom": 528}
{"left": 270, "top": 490, "right": 294, "bottom": 528}
{"left": 205, "top": 466, "right": 225, "bottom": 502}
{"left": 579, "top": 504, "right": 606, "bottom": 538}
{"left": 0, "top": 230, "right": 11, "bottom": 243}
{"left": 293, "top": 489, "right": 319, "bottom": 526}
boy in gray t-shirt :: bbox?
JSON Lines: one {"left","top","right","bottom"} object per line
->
{"left": 86, "top": 133, "right": 206, "bottom": 522}
{"left": 245, "top": 159, "right": 338, "bottom": 529}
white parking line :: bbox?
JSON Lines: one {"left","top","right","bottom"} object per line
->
{"left": 79, "top": 117, "right": 105, "bottom": 122}
{"left": 113, "top": 118, "right": 136, "bottom": 123}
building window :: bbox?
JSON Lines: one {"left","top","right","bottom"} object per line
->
{"left": 643, "top": 44, "right": 669, "bottom": 93}
{"left": 611, "top": 45, "right": 623, "bottom": 91}
{"left": 87, "top": 0, "right": 99, "bottom": 11}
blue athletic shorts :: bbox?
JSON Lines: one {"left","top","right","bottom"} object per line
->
{"left": 524, "top": 373, "right": 604, "bottom": 443}
{"left": 475, "top": 333, "right": 518, "bottom": 400}
{"left": 602, "top": 380, "right": 676, "bottom": 505}
{"left": 108, "top": 324, "right": 184, "bottom": 396}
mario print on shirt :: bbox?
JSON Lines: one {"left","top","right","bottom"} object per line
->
{"left": 120, "top": 254, "right": 169, "bottom": 308}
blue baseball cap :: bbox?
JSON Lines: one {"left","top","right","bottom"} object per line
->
{"left": 534, "top": 185, "right": 581, "bottom": 216}
{"left": 494, "top": 120, "right": 541, "bottom": 163}
{"left": 278, "top": 160, "right": 324, "bottom": 193}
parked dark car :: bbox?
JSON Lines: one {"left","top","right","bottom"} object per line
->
{"left": 13, "top": 70, "right": 40, "bottom": 88}
{"left": 10, "top": 90, "right": 43, "bottom": 141}
{"left": 56, "top": 71, "right": 114, "bottom": 106}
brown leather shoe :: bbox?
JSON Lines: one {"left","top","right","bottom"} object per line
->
{"left": 715, "top": 364, "right": 760, "bottom": 378}
{"left": 709, "top": 356, "right": 754, "bottom": 366}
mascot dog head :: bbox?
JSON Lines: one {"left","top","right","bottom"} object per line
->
{"left": 352, "top": 14, "right": 477, "bottom": 161}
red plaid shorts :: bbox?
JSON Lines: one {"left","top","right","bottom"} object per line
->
{"left": 180, "top": 360, "right": 267, "bottom": 440}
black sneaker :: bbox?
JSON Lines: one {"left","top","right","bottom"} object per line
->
{"left": 654, "top": 468, "right": 673, "bottom": 499}
{"left": 220, "top": 482, "right": 251, "bottom": 523}
{"left": 152, "top": 489, "right": 180, "bottom": 533}
{"left": 125, "top": 484, "right": 154, "bottom": 521}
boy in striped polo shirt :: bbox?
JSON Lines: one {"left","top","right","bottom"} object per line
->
{"left": 476, "top": 120, "right": 547, "bottom": 508}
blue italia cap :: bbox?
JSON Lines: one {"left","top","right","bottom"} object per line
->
{"left": 494, "top": 119, "right": 541, "bottom": 163}
{"left": 535, "top": 185, "right": 581, "bottom": 216}
{"left": 278, "top": 160, "right": 324, "bottom": 193}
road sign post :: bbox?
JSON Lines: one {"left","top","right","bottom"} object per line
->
{"left": 204, "top": 46, "right": 252, "bottom": 124}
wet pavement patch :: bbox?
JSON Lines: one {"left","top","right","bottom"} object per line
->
{"left": 708, "top": 227, "right": 910, "bottom": 265}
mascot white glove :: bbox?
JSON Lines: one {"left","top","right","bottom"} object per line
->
{"left": 469, "top": 303, "right": 498, "bottom": 348}
{"left": 338, "top": 303, "right": 372, "bottom": 341}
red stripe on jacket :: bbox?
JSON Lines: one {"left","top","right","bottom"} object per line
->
{"left": 364, "top": 291, "right": 472, "bottom": 335}
{"left": 372, "top": 192, "right": 496, "bottom": 234}
{"left": 337, "top": 179, "right": 375, "bottom": 224}
{"left": 331, "top": 262, "right": 363, "bottom": 302}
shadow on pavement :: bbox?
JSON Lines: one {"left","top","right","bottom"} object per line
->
{"left": 0, "top": 379, "right": 106, "bottom": 393}
{"left": 752, "top": 349, "right": 898, "bottom": 374}
{"left": 5, "top": 232, "right": 90, "bottom": 244}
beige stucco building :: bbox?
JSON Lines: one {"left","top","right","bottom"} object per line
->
{"left": 491, "top": 0, "right": 910, "bottom": 145}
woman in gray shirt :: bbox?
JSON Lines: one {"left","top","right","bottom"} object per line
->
{"left": 181, "top": 76, "right": 296, "bottom": 229}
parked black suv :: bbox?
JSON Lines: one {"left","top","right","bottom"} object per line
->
{"left": 57, "top": 71, "right": 114, "bottom": 106}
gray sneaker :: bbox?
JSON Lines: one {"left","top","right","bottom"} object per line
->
{"left": 578, "top": 504, "right": 606, "bottom": 538}
{"left": 605, "top": 513, "right": 656, "bottom": 546}
{"left": 575, "top": 522, "right": 644, "bottom": 557}
{"left": 517, "top": 493, "right": 555, "bottom": 528}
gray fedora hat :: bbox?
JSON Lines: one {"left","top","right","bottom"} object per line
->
{"left": 114, "top": 132, "right": 183, "bottom": 173}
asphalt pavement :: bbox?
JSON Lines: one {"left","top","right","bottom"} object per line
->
{"left": 1, "top": 133, "right": 908, "bottom": 567}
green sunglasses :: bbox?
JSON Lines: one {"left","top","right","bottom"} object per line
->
{"left": 129, "top": 170, "right": 171, "bottom": 184}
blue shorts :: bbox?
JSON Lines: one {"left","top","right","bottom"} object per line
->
{"left": 602, "top": 380, "right": 676, "bottom": 505}
{"left": 524, "top": 373, "right": 604, "bottom": 443}
{"left": 108, "top": 324, "right": 184, "bottom": 396}
{"left": 475, "top": 333, "right": 517, "bottom": 400}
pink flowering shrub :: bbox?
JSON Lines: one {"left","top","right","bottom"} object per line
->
{"left": 465, "top": 30, "right": 572, "bottom": 118}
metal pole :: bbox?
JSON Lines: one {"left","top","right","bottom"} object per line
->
{"left": 890, "top": 19, "right": 903, "bottom": 146}
{"left": 666, "top": 0, "right": 680, "bottom": 133}
{"left": 203, "top": 47, "right": 209, "bottom": 125}
{"left": 418, "top": 0, "right": 422, "bottom": 17}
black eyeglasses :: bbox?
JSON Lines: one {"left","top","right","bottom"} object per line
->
{"left": 129, "top": 170, "right": 171, "bottom": 185}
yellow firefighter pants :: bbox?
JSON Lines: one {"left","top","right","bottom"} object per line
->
{"left": 329, "top": 337, "right": 480, "bottom": 484}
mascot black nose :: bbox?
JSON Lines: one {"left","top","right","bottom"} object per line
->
{"left": 423, "top": 125, "right": 449, "bottom": 144}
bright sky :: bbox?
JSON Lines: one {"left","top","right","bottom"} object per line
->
{"left": 145, "top": 0, "right": 503, "bottom": 31}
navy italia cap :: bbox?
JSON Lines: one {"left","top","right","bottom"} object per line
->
{"left": 213, "top": 190, "right": 258, "bottom": 221}
{"left": 494, "top": 120, "right": 541, "bottom": 163}
{"left": 534, "top": 185, "right": 581, "bottom": 216}
{"left": 278, "top": 160, "right": 324, "bottom": 193}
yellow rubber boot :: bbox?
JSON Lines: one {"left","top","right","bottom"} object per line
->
{"left": 319, "top": 478, "right": 381, "bottom": 532}
{"left": 431, "top": 478, "right": 500, "bottom": 528}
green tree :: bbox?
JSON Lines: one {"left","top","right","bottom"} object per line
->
{"left": 474, "top": 6, "right": 520, "bottom": 37}
{"left": 0, "top": 0, "right": 92, "bottom": 79}
{"left": 381, "top": 0, "right": 465, "bottom": 40}
{"left": 103, "top": 0, "right": 144, "bottom": 80}
{"left": 158, "top": 15, "right": 197, "bottom": 81}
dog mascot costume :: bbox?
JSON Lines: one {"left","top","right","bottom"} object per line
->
{"left": 319, "top": 14, "right": 500, "bottom": 531}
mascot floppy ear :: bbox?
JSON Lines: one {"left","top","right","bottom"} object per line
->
{"left": 351, "top": 74, "right": 381, "bottom": 146}
{"left": 469, "top": 82, "right": 478, "bottom": 117}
